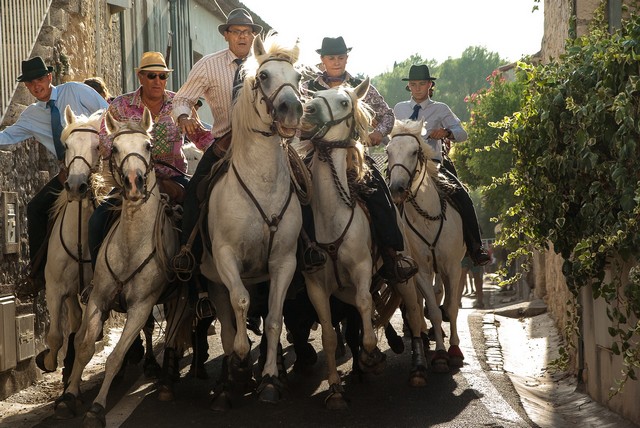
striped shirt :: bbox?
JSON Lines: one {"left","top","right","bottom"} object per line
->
{"left": 172, "top": 49, "right": 243, "bottom": 139}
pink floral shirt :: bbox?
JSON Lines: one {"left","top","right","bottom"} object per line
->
{"left": 99, "top": 87, "right": 212, "bottom": 179}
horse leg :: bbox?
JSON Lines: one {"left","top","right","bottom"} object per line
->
{"left": 85, "top": 302, "right": 156, "bottom": 427}
{"left": 283, "top": 292, "right": 317, "bottom": 373}
{"left": 415, "top": 272, "right": 449, "bottom": 373}
{"left": 394, "top": 279, "right": 428, "bottom": 387}
{"left": 142, "top": 313, "right": 161, "bottom": 378}
{"left": 443, "top": 269, "right": 464, "bottom": 368}
{"left": 38, "top": 288, "right": 65, "bottom": 373}
{"left": 216, "top": 256, "right": 251, "bottom": 360}
{"left": 343, "top": 306, "right": 363, "bottom": 382}
{"left": 54, "top": 298, "right": 106, "bottom": 419}
{"left": 61, "top": 296, "right": 83, "bottom": 388}
{"left": 353, "top": 277, "right": 384, "bottom": 375}
{"left": 306, "top": 283, "right": 345, "bottom": 410}
{"left": 257, "top": 263, "right": 295, "bottom": 404}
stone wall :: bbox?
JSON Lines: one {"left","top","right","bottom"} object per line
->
{"left": 0, "top": 0, "right": 121, "bottom": 398}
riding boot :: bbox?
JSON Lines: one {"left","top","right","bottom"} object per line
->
{"left": 380, "top": 247, "right": 418, "bottom": 283}
{"left": 441, "top": 166, "right": 490, "bottom": 267}
{"left": 299, "top": 204, "right": 326, "bottom": 270}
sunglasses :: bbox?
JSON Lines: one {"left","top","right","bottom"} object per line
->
{"left": 144, "top": 72, "right": 169, "bottom": 80}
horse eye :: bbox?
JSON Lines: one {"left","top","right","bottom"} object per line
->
{"left": 340, "top": 100, "right": 349, "bottom": 107}
{"left": 112, "top": 145, "right": 119, "bottom": 154}
{"left": 146, "top": 142, "right": 152, "bottom": 151}
{"left": 259, "top": 71, "right": 268, "bottom": 81}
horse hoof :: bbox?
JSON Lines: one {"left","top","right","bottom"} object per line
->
{"left": 35, "top": 349, "right": 55, "bottom": 373}
{"left": 431, "top": 349, "right": 450, "bottom": 373}
{"left": 359, "top": 347, "right": 386, "bottom": 374}
{"left": 448, "top": 345, "right": 464, "bottom": 368}
{"left": 257, "top": 374, "right": 283, "bottom": 404}
{"left": 210, "top": 391, "right": 232, "bottom": 412}
{"left": 325, "top": 384, "right": 348, "bottom": 410}
{"left": 157, "top": 383, "right": 174, "bottom": 402}
{"left": 83, "top": 403, "right": 106, "bottom": 428}
{"left": 144, "top": 357, "right": 162, "bottom": 378}
{"left": 408, "top": 366, "right": 428, "bottom": 387}
{"left": 54, "top": 392, "right": 78, "bottom": 419}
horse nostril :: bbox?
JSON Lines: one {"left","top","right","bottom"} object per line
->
{"left": 78, "top": 183, "right": 88, "bottom": 196}
{"left": 124, "top": 176, "right": 132, "bottom": 189}
{"left": 135, "top": 172, "right": 144, "bottom": 190}
{"left": 64, "top": 182, "right": 71, "bottom": 192}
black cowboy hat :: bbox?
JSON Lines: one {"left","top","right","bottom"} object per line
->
{"left": 316, "top": 36, "right": 352, "bottom": 55}
{"left": 16, "top": 56, "right": 53, "bottom": 82}
{"left": 218, "top": 8, "right": 263, "bottom": 35}
{"left": 402, "top": 64, "right": 437, "bottom": 81}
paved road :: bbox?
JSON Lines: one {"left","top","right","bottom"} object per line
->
{"left": 7, "top": 294, "right": 536, "bottom": 428}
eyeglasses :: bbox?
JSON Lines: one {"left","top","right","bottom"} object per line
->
{"left": 144, "top": 72, "right": 169, "bottom": 80}
{"left": 227, "top": 29, "right": 254, "bottom": 37}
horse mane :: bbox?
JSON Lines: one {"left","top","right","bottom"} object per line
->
{"left": 346, "top": 86, "right": 374, "bottom": 182}
{"left": 390, "top": 119, "right": 441, "bottom": 182}
{"left": 225, "top": 31, "right": 300, "bottom": 161}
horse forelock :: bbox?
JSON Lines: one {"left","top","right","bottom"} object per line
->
{"left": 61, "top": 110, "right": 103, "bottom": 142}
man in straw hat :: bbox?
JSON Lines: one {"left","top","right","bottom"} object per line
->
{"left": 171, "top": 8, "right": 262, "bottom": 285}
{"left": 301, "top": 36, "right": 418, "bottom": 284}
{"left": 0, "top": 56, "right": 108, "bottom": 298}
{"left": 394, "top": 64, "right": 490, "bottom": 266}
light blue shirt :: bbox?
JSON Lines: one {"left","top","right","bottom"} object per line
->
{"left": 394, "top": 98, "right": 467, "bottom": 162}
{"left": 0, "top": 82, "right": 108, "bottom": 157}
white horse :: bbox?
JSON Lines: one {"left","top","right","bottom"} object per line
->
{"left": 299, "top": 80, "right": 428, "bottom": 410}
{"left": 36, "top": 106, "right": 105, "bottom": 386}
{"left": 55, "top": 108, "right": 179, "bottom": 426}
{"left": 198, "top": 34, "right": 303, "bottom": 408}
{"left": 386, "top": 119, "right": 466, "bottom": 371}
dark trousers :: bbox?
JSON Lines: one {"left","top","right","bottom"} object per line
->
{"left": 302, "top": 155, "right": 404, "bottom": 251}
{"left": 27, "top": 175, "right": 64, "bottom": 271}
{"left": 88, "top": 175, "right": 189, "bottom": 269}
{"left": 440, "top": 164, "right": 482, "bottom": 249}
{"left": 180, "top": 144, "right": 222, "bottom": 259}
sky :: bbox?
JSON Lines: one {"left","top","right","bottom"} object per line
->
{"left": 240, "top": 0, "right": 545, "bottom": 76}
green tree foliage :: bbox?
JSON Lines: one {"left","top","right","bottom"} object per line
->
{"left": 499, "top": 5, "right": 640, "bottom": 392}
{"left": 452, "top": 67, "right": 527, "bottom": 238}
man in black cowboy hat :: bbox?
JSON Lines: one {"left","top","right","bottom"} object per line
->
{"left": 301, "top": 36, "right": 417, "bottom": 284}
{"left": 394, "top": 64, "right": 490, "bottom": 266}
{"left": 0, "top": 56, "right": 108, "bottom": 297}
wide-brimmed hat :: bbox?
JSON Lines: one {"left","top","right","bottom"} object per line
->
{"left": 316, "top": 36, "right": 352, "bottom": 55}
{"left": 402, "top": 64, "right": 437, "bottom": 82}
{"left": 218, "top": 8, "right": 262, "bottom": 35}
{"left": 135, "top": 51, "right": 173, "bottom": 73}
{"left": 16, "top": 56, "right": 53, "bottom": 82}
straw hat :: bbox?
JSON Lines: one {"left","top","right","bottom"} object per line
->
{"left": 135, "top": 51, "right": 173, "bottom": 73}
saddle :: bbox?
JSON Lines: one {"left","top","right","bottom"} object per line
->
{"left": 158, "top": 177, "right": 186, "bottom": 205}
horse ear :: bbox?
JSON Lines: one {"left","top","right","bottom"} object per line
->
{"left": 64, "top": 105, "right": 76, "bottom": 125}
{"left": 104, "top": 111, "right": 119, "bottom": 135}
{"left": 253, "top": 34, "right": 266, "bottom": 57}
{"left": 141, "top": 107, "right": 153, "bottom": 132}
{"left": 354, "top": 77, "right": 370, "bottom": 100}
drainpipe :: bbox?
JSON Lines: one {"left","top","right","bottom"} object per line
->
{"left": 95, "top": 0, "right": 101, "bottom": 76}
{"left": 168, "top": 0, "right": 178, "bottom": 90}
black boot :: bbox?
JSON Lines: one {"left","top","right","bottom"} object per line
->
{"left": 469, "top": 243, "right": 491, "bottom": 266}
{"left": 380, "top": 248, "right": 418, "bottom": 283}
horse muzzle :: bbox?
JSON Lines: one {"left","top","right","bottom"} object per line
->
{"left": 64, "top": 174, "right": 90, "bottom": 201}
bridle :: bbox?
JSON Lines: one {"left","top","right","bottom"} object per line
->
{"left": 63, "top": 127, "right": 101, "bottom": 177}
{"left": 250, "top": 57, "right": 301, "bottom": 138}
{"left": 107, "top": 129, "right": 156, "bottom": 202}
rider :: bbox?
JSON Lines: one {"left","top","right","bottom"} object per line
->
{"left": 171, "top": 8, "right": 262, "bottom": 280}
{"left": 301, "top": 36, "right": 417, "bottom": 283}
{"left": 0, "top": 56, "right": 108, "bottom": 298}
{"left": 393, "top": 64, "right": 490, "bottom": 266}
{"left": 89, "top": 51, "right": 212, "bottom": 269}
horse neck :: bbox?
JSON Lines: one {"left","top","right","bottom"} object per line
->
{"left": 232, "top": 130, "right": 289, "bottom": 184}
{"left": 413, "top": 165, "right": 440, "bottom": 205}
{"left": 311, "top": 148, "right": 352, "bottom": 215}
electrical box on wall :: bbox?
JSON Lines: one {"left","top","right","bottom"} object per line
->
{"left": 16, "top": 314, "right": 35, "bottom": 361}
{"left": 0, "top": 295, "right": 17, "bottom": 372}
{"left": 2, "top": 191, "right": 19, "bottom": 254}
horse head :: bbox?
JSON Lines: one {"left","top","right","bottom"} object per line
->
{"left": 104, "top": 108, "right": 154, "bottom": 202}
{"left": 60, "top": 106, "right": 103, "bottom": 200}
{"left": 234, "top": 33, "right": 303, "bottom": 139}
{"left": 300, "top": 77, "right": 371, "bottom": 144}
{"left": 386, "top": 119, "right": 437, "bottom": 204}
